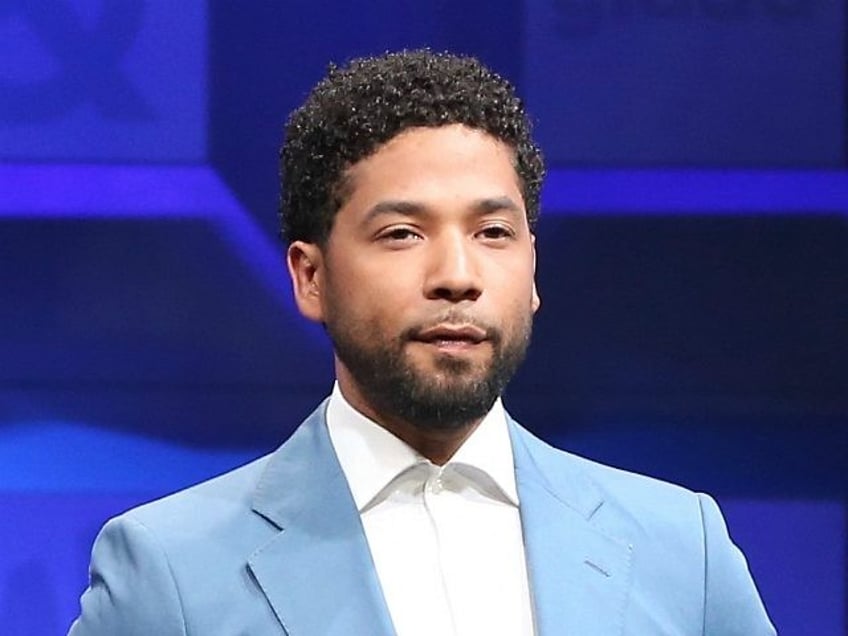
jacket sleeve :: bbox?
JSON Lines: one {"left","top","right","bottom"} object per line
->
{"left": 698, "top": 494, "right": 777, "bottom": 635}
{"left": 68, "top": 515, "right": 188, "bottom": 636}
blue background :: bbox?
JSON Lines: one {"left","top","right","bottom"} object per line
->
{"left": 0, "top": 1, "right": 845, "bottom": 634}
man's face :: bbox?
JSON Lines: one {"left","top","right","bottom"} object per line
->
{"left": 288, "top": 124, "right": 540, "bottom": 431}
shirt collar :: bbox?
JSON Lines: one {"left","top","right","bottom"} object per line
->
{"left": 326, "top": 382, "right": 519, "bottom": 512}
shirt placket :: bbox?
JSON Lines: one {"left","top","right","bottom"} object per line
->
{"left": 421, "top": 464, "right": 460, "bottom": 636}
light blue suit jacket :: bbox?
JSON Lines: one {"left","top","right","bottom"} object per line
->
{"left": 69, "top": 403, "right": 775, "bottom": 635}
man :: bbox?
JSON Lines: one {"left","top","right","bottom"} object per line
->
{"left": 70, "top": 50, "right": 775, "bottom": 635}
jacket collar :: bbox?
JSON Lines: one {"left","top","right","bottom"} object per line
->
{"left": 246, "top": 403, "right": 632, "bottom": 636}
{"left": 509, "top": 419, "right": 633, "bottom": 636}
{"left": 248, "top": 401, "right": 395, "bottom": 636}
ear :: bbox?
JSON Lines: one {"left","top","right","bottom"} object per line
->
{"left": 530, "top": 233, "right": 541, "bottom": 313}
{"left": 286, "top": 241, "right": 326, "bottom": 323}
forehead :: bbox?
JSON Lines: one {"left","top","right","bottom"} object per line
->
{"left": 340, "top": 124, "right": 522, "bottom": 204}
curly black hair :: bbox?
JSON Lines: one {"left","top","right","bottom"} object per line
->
{"left": 279, "top": 49, "right": 545, "bottom": 245}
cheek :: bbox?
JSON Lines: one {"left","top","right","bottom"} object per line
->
{"left": 320, "top": 268, "right": 356, "bottom": 323}
{"left": 323, "top": 268, "right": 408, "bottom": 332}
{"left": 494, "top": 262, "right": 536, "bottom": 302}
{"left": 337, "top": 256, "right": 420, "bottom": 306}
{"left": 503, "top": 278, "right": 538, "bottom": 330}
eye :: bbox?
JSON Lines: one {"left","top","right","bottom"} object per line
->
{"left": 377, "top": 226, "right": 423, "bottom": 243}
{"left": 477, "top": 224, "right": 516, "bottom": 241}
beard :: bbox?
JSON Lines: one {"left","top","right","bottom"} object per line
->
{"left": 326, "top": 308, "right": 532, "bottom": 432}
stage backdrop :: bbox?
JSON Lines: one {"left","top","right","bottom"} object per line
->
{"left": 0, "top": 2, "right": 846, "bottom": 634}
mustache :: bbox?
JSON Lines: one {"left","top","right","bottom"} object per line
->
{"left": 401, "top": 312, "right": 502, "bottom": 345}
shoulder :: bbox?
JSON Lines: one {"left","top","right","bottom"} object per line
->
{"left": 116, "top": 400, "right": 332, "bottom": 535}
{"left": 125, "top": 452, "right": 272, "bottom": 533}
{"left": 509, "top": 420, "right": 776, "bottom": 634}
{"left": 510, "top": 419, "right": 701, "bottom": 516}
{"left": 511, "top": 419, "right": 710, "bottom": 582}
{"left": 69, "top": 454, "right": 279, "bottom": 636}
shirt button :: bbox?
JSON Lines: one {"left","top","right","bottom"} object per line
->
{"left": 429, "top": 477, "right": 443, "bottom": 494}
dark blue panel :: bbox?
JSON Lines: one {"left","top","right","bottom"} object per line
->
{"left": 0, "top": 493, "right": 156, "bottom": 635}
{"left": 541, "top": 169, "right": 848, "bottom": 214}
{"left": 524, "top": 0, "right": 845, "bottom": 165}
{"left": 724, "top": 500, "right": 846, "bottom": 636}
{"left": 0, "top": 1, "right": 206, "bottom": 161}
{"left": 0, "top": 164, "right": 332, "bottom": 446}
{"left": 515, "top": 214, "right": 848, "bottom": 413}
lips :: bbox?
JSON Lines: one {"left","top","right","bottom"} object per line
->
{"left": 413, "top": 324, "right": 488, "bottom": 346}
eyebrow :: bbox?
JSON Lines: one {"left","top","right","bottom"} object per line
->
{"left": 363, "top": 196, "right": 523, "bottom": 224}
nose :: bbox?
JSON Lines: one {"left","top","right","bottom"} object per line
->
{"left": 424, "top": 231, "right": 482, "bottom": 302}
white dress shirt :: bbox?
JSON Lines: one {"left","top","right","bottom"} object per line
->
{"left": 326, "top": 383, "right": 535, "bottom": 636}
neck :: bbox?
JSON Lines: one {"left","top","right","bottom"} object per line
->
{"left": 335, "top": 377, "right": 484, "bottom": 465}
{"left": 375, "top": 415, "right": 481, "bottom": 465}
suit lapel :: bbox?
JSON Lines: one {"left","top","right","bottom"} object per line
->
{"left": 243, "top": 405, "right": 632, "bottom": 635}
{"left": 247, "top": 404, "right": 395, "bottom": 636}
{"left": 509, "top": 421, "right": 633, "bottom": 636}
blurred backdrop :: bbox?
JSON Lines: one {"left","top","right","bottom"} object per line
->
{"left": 0, "top": 1, "right": 846, "bottom": 634}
